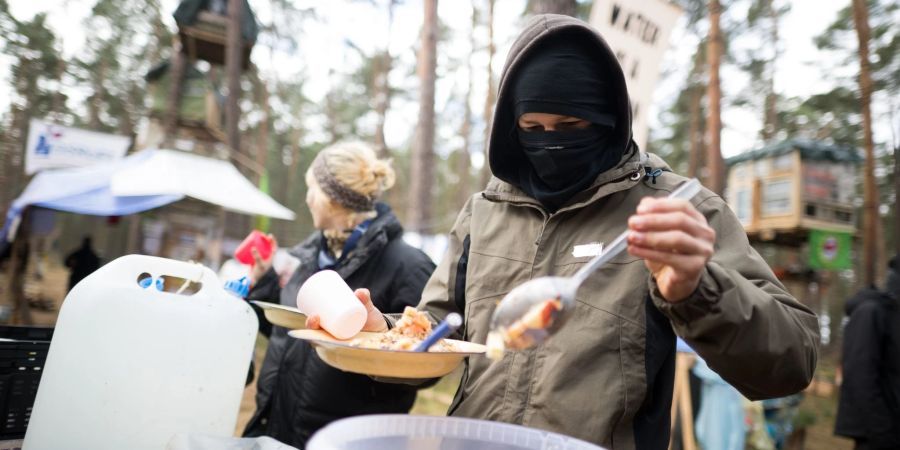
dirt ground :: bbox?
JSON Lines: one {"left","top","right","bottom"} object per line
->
{"left": 2, "top": 260, "right": 860, "bottom": 448}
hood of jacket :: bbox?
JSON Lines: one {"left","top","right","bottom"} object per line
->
{"left": 487, "top": 14, "right": 635, "bottom": 198}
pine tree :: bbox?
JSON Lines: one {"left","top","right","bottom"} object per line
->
{"left": 816, "top": 0, "right": 899, "bottom": 280}
{"left": 479, "top": 0, "right": 496, "bottom": 189}
{"left": 705, "top": 0, "right": 725, "bottom": 194}
{"left": 75, "top": 0, "right": 170, "bottom": 135}
{"left": 0, "top": 8, "right": 67, "bottom": 215}
{"left": 407, "top": 0, "right": 438, "bottom": 233}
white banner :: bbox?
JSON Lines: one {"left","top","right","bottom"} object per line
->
{"left": 25, "top": 119, "right": 131, "bottom": 174}
{"left": 590, "top": 0, "right": 681, "bottom": 151}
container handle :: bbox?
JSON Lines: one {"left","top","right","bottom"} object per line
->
{"left": 93, "top": 254, "right": 220, "bottom": 296}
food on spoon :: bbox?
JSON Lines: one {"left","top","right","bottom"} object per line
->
{"left": 487, "top": 297, "right": 563, "bottom": 360}
{"left": 349, "top": 307, "right": 458, "bottom": 352}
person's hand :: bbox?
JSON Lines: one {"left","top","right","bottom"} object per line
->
{"left": 249, "top": 233, "right": 277, "bottom": 285}
{"left": 626, "top": 197, "right": 716, "bottom": 303}
{"left": 306, "top": 288, "right": 389, "bottom": 332}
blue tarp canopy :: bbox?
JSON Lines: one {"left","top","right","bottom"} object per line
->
{"left": 2, "top": 149, "right": 295, "bottom": 251}
{"left": 2, "top": 151, "right": 182, "bottom": 248}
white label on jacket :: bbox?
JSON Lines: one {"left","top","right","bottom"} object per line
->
{"left": 572, "top": 242, "right": 603, "bottom": 258}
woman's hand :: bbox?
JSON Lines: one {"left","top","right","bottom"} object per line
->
{"left": 306, "top": 288, "right": 389, "bottom": 332}
{"left": 627, "top": 197, "right": 716, "bottom": 303}
{"left": 249, "top": 233, "right": 277, "bottom": 285}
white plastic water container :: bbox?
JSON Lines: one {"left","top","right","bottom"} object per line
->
{"left": 306, "top": 415, "right": 607, "bottom": 450}
{"left": 24, "top": 254, "right": 259, "bottom": 450}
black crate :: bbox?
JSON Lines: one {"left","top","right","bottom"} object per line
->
{"left": 0, "top": 327, "right": 52, "bottom": 343}
{"left": 0, "top": 326, "right": 51, "bottom": 441}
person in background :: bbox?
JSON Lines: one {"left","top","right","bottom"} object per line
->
{"left": 312, "top": 14, "right": 819, "bottom": 449}
{"left": 241, "top": 141, "right": 435, "bottom": 448}
{"left": 835, "top": 255, "right": 900, "bottom": 449}
{"left": 65, "top": 236, "right": 100, "bottom": 291}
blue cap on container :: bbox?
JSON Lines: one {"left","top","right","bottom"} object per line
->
{"left": 224, "top": 276, "right": 250, "bottom": 298}
{"left": 139, "top": 277, "right": 164, "bottom": 291}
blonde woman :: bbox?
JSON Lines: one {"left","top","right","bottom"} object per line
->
{"left": 242, "top": 141, "right": 435, "bottom": 447}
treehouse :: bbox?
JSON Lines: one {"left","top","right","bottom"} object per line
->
{"left": 725, "top": 139, "right": 862, "bottom": 246}
{"left": 140, "top": 60, "right": 226, "bottom": 152}
{"left": 145, "top": 60, "right": 224, "bottom": 133}
{"left": 173, "top": 0, "right": 259, "bottom": 69}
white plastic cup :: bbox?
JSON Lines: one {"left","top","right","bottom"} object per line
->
{"left": 296, "top": 270, "right": 367, "bottom": 339}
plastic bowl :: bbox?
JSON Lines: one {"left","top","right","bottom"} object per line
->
{"left": 307, "top": 414, "right": 606, "bottom": 450}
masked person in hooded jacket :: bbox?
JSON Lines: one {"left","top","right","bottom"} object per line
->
{"left": 241, "top": 141, "right": 435, "bottom": 448}
{"left": 309, "top": 15, "right": 819, "bottom": 450}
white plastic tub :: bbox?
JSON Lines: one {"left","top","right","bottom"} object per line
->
{"left": 306, "top": 414, "right": 606, "bottom": 450}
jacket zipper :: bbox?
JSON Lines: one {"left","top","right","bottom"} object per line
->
{"left": 535, "top": 216, "right": 550, "bottom": 246}
{"left": 511, "top": 203, "right": 549, "bottom": 246}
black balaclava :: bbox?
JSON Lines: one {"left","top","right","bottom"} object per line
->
{"left": 511, "top": 35, "right": 620, "bottom": 212}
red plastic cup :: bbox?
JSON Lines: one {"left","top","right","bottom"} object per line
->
{"left": 234, "top": 230, "right": 273, "bottom": 266}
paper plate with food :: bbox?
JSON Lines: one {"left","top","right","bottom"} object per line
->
{"left": 289, "top": 307, "right": 486, "bottom": 378}
{"left": 250, "top": 301, "right": 308, "bottom": 330}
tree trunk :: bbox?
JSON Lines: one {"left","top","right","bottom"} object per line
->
{"left": 89, "top": 58, "right": 108, "bottom": 130}
{"left": 373, "top": 51, "right": 391, "bottom": 158}
{"left": 527, "top": 0, "right": 577, "bottom": 16}
{"left": 688, "top": 43, "right": 705, "bottom": 179}
{"left": 286, "top": 129, "right": 302, "bottom": 196}
{"left": 2, "top": 103, "right": 28, "bottom": 220}
{"left": 51, "top": 56, "right": 66, "bottom": 122}
{"left": 762, "top": 0, "right": 779, "bottom": 142}
{"left": 407, "top": 0, "right": 438, "bottom": 233}
{"left": 688, "top": 86, "right": 703, "bottom": 178}
{"left": 225, "top": 0, "right": 243, "bottom": 156}
{"left": 894, "top": 142, "right": 899, "bottom": 258}
{"left": 6, "top": 208, "right": 33, "bottom": 325}
{"left": 456, "top": 2, "right": 477, "bottom": 210}
{"left": 164, "top": 48, "right": 187, "bottom": 146}
{"left": 324, "top": 75, "right": 340, "bottom": 144}
{"left": 374, "top": 1, "right": 397, "bottom": 159}
{"left": 851, "top": 0, "right": 879, "bottom": 287}
{"left": 480, "top": 0, "right": 496, "bottom": 189}
{"left": 10, "top": 70, "right": 33, "bottom": 202}
{"left": 705, "top": 0, "right": 725, "bottom": 195}
{"left": 255, "top": 69, "right": 270, "bottom": 184}
{"left": 1, "top": 54, "right": 37, "bottom": 216}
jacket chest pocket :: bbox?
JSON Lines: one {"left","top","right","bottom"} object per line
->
{"left": 464, "top": 243, "right": 533, "bottom": 307}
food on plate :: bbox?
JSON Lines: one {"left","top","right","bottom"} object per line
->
{"left": 487, "top": 297, "right": 563, "bottom": 360}
{"left": 350, "top": 307, "right": 458, "bottom": 352}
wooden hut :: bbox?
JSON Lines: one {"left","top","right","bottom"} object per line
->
{"left": 173, "top": 0, "right": 258, "bottom": 69}
{"left": 146, "top": 61, "right": 223, "bottom": 129}
{"left": 725, "top": 139, "right": 862, "bottom": 245}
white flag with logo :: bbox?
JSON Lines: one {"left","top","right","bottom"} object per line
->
{"left": 25, "top": 119, "right": 131, "bottom": 175}
{"left": 589, "top": 0, "right": 681, "bottom": 151}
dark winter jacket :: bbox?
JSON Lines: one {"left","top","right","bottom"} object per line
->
{"left": 242, "top": 204, "right": 435, "bottom": 448}
{"left": 835, "top": 287, "right": 900, "bottom": 448}
{"left": 65, "top": 244, "right": 100, "bottom": 291}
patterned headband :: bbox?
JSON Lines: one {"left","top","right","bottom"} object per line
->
{"left": 312, "top": 154, "right": 376, "bottom": 212}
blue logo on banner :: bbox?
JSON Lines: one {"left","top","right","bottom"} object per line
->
{"left": 35, "top": 134, "right": 51, "bottom": 155}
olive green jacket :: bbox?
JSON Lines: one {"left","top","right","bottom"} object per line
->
{"left": 408, "top": 14, "right": 818, "bottom": 450}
